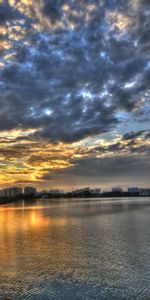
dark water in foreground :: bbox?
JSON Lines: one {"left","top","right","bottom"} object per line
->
{"left": 0, "top": 198, "right": 150, "bottom": 300}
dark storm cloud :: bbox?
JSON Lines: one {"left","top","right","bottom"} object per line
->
{"left": 0, "top": 0, "right": 149, "bottom": 143}
{"left": 42, "top": 0, "right": 63, "bottom": 23}
{"left": 59, "top": 155, "right": 150, "bottom": 182}
{"left": 0, "top": 2, "right": 23, "bottom": 24}
{"left": 92, "top": 130, "right": 150, "bottom": 155}
{"left": 94, "top": 142, "right": 150, "bottom": 155}
{"left": 37, "top": 150, "right": 150, "bottom": 188}
{"left": 36, "top": 173, "right": 53, "bottom": 181}
{"left": 141, "top": 0, "right": 150, "bottom": 5}
{"left": 122, "top": 130, "right": 150, "bottom": 141}
{"left": 36, "top": 127, "right": 150, "bottom": 184}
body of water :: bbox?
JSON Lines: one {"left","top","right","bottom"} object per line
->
{"left": 0, "top": 197, "right": 150, "bottom": 299}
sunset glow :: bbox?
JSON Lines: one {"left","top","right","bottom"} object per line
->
{"left": 0, "top": 0, "right": 149, "bottom": 190}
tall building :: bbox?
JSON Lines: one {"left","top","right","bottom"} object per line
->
{"left": 48, "top": 189, "right": 60, "bottom": 195}
{"left": 140, "top": 189, "right": 150, "bottom": 196}
{"left": 2, "top": 187, "right": 22, "bottom": 198}
{"left": 112, "top": 187, "right": 123, "bottom": 193}
{"left": 24, "top": 186, "right": 36, "bottom": 195}
{"left": 128, "top": 187, "right": 139, "bottom": 193}
{"left": 90, "top": 188, "right": 101, "bottom": 195}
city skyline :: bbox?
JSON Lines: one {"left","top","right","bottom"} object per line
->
{"left": 0, "top": 0, "right": 150, "bottom": 189}
{"left": 1, "top": 184, "right": 150, "bottom": 198}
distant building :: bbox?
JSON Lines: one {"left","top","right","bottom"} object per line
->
{"left": 72, "top": 187, "right": 90, "bottom": 195}
{"left": 24, "top": 186, "right": 36, "bottom": 195}
{"left": 48, "top": 189, "right": 60, "bottom": 195}
{"left": 112, "top": 187, "right": 123, "bottom": 193}
{"left": 72, "top": 187, "right": 101, "bottom": 196}
{"left": 128, "top": 187, "right": 139, "bottom": 193}
{"left": 2, "top": 187, "right": 22, "bottom": 198}
{"left": 139, "top": 189, "right": 150, "bottom": 196}
{"left": 90, "top": 188, "right": 101, "bottom": 195}
{"left": 41, "top": 194, "right": 48, "bottom": 199}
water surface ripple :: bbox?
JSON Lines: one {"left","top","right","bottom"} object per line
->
{"left": 0, "top": 198, "right": 150, "bottom": 299}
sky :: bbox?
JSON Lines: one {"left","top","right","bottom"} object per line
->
{"left": 0, "top": 0, "right": 149, "bottom": 191}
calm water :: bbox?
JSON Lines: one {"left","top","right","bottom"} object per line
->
{"left": 0, "top": 198, "right": 150, "bottom": 300}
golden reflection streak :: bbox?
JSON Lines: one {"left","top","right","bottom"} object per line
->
{"left": 0, "top": 205, "right": 67, "bottom": 232}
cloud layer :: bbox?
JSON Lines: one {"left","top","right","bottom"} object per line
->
{"left": 0, "top": 0, "right": 149, "bottom": 188}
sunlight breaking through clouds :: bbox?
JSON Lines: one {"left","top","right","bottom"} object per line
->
{"left": 0, "top": 0, "right": 149, "bottom": 188}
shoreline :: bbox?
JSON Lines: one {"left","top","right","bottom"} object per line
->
{"left": 0, "top": 194, "right": 150, "bottom": 206}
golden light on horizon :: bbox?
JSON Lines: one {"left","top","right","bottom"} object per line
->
{"left": 0, "top": 128, "right": 149, "bottom": 189}
{"left": 0, "top": 0, "right": 149, "bottom": 190}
